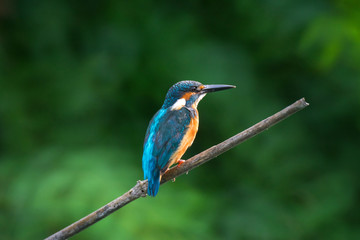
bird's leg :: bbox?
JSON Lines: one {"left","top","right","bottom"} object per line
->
{"left": 177, "top": 159, "right": 185, "bottom": 167}
{"left": 163, "top": 159, "right": 186, "bottom": 182}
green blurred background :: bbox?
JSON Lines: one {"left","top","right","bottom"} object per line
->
{"left": 1, "top": 0, "right": 360, "bottom": 239}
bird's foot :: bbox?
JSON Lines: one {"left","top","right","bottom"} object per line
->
{"left": 177, "top": 160, "right": 185, "bottom": 167}
{"left": 171, "top": 178, "right": 176, "bottom": 182}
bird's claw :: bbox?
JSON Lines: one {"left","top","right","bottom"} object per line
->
{"left": 177, "top": 159, "right": 185, "bottom": 167}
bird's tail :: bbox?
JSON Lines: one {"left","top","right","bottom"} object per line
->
{"left": 147, "top": 170, "right": 160, "bottom": 196}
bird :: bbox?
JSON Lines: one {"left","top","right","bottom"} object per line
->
{"left": 142, "top": 80, "right": 236, "bottom": 196}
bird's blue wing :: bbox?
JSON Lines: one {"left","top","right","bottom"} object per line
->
{"left": 152, "top": 108, "right": 191, "bottom": 171}
{"left": 142, "top": 108, "right": 191, "bottom": 196}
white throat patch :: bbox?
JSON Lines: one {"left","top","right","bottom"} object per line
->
{"left": 170, "top": 98, "right": 186, "bottom": 110}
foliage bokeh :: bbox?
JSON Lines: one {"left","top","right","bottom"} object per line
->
{"left": 1, "top": 0, "right": 359, "bottom": 239}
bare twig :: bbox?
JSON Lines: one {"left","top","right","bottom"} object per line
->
{"left": 45, "top": 98, "right": 309, "bottom": 240}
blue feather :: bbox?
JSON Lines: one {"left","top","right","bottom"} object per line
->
{"left": 142, "top": 108, "right": 192, "bottom": 196}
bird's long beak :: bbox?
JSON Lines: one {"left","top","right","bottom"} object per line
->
{"left": 201, "top": 84, "right": 236, "bottom": 93}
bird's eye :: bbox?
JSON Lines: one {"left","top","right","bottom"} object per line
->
{"left": 191, "top": 86, "right": 198, "bottom": 91}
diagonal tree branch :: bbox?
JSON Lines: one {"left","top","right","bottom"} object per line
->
{"left": 45, "top": 98, "right": 309, "bottom": 240}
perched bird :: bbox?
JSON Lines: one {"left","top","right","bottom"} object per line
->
{"left": 142, "top": 81, "right": 235, "bottom": 196}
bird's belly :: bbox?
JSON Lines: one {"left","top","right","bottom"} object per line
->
{"left": 166, "top": 114, "right": 199, "bottom": 171}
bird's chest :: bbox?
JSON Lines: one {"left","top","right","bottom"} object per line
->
{"left": 168, "top": 109, "right": 199, "bottom": 167}
{"left": 183, "top": 111, "right": 199, "bottom": 147}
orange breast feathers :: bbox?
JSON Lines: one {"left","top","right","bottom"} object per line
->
{"left": 168, "top": 111, "right": 199, "bottom": 168}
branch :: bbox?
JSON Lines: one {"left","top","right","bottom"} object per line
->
{"left": 45, "top": 98, "right": 309, "bottom": 240}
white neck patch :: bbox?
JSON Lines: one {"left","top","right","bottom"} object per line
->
{"left": 170, "top": 98, "right": 186, "bottom": 110}
{"left": 170, "top": 93, "right": 207, "bottom": 110}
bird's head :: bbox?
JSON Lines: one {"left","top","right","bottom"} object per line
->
{"left": 162, "top": 80, "right": 236, "bottom": 110}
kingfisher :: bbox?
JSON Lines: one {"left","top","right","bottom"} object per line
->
{"left": 142, "top": 80, "right": 235, "bottom": 196}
